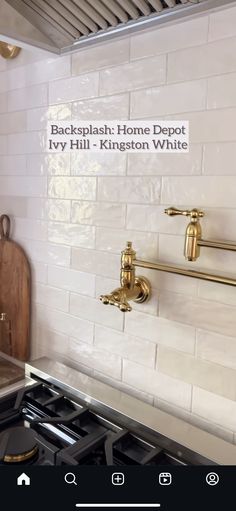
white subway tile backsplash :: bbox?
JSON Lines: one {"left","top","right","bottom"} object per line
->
{"left": 95, "top": 324, "right": 156, "bottom": 368}
{"left": 130, "top": 17, "right": 208, "bottom": 59}
{"left": 0, "top": 111, "right": 26, "bottom": 134}
{"left": 0, "top": 155, "right": 26, "bottom": 175}
{"left": 71, "top": 152, "right": 126, "bottom": 176}
{"left": 207, "top": 73, "right": 236, "bottom": 109}
{"left": 48, "top": 266, "right": 95, "bottom": 297}
{"left": 168, "top": 37, "right": 236, "bottom": 83}
{"left": 203, "top": 143, "right": 236, "bottom": 175}
{"left": 71, "top": 201, "right": 126, "bottom": 228}
{"left": 160, "top": 292, "right": 236, "bottom": 338}
{"left": 0, "top": 92, "right": 7, "bottom": 113}
{"left": 123, "top": 359, "right": 192, "bottom": 410}
{"left": 27, "top": 198, "right": 70, "bottom": 222}
{"left": 72, "top": 94, "right": 129, "bottom": 121}
{"left": 49, "top": 73, "right": 99, "bottom": 104}
{"left": 72, "top": 39, "right": 129, "bottom": 74}
{"left": 95, "top": 228, "right": 158, "bottom": 258}
{"left": 196, "top": 330, "right": 236, "bottom": 371}
{"left": 0, "top": 177, "right": 47, "bottom": 197}
{"left": 158, "top": 346, "right": 236, "bottom": 400}
{"left": 209, "top": 5, "right": 236, "bottom": 41}
{"left": 0, "top": 196, "right": 27, "bottom": 217}
{"left": 34, "top": 283, "right": 69, "bottom": 312}
{"left": 98, "top": 177, "right": 161, "bottom": 204}
{"left": 125, "top": 310, "right": 195, "bottom": 354}
{"left": 127, "top": 145, "right": 202, "bottom": 176}
{"left": 71, "top": 248, "right": 120, "bottom": 279}
{"left": 37, "top": 304, "right": 94, "bottom": 344}
{"left": 131, "top": 79, "right": 206, "bottom": 118}
{"left": 27, "top": 103, "right": 71, "bottom": 131}
{"left": 161, "top": 176, "right": 236, "bottom": 207}
{"left": 68, "top": 339, "right": 122, "bottom": 380}
{"left": 70, "top": 292, "right": 123, "bottom": 331}
{"left": 27, "top": 153, "right": 70, "bottom": 176}
{"left": 100, "top": 55, "right": 166, "bottom": 95}
{"left": 48, "top": 177, "right": 96, "bottom": 200}
{"left": 27, "top": 240, "right": 71, "bottom": 267}
{"left": 7, "top": 84, "right": 47, "bottom": 112}
{"left": 14, "top": 217, "right": 47, "bottom": 242}
{"left": 192, "top": 387, "right": 236, "bottom": 431}
{"left": 48, "top": 221, "right": 95, "bottom": 249}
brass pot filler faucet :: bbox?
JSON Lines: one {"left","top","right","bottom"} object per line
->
{"left": 100, "top": 207, "right": 236, "bottom": 312}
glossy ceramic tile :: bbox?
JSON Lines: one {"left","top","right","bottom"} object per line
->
{"left": 72, "top": 94, "right": 129, "bottom": 121}
{"left": 196, "top": 329, "right": 236, "bottom": 371}
{"left": 98, "top": 177, "right": 161, "bottom": 204}
{"left": 192, "top": 387, "right": 236, "bottom": 431}
{"left": 7, "top": 83, "right": 48, "bottom": 112}
{"left": 209, "top": 5, "right": 236, "bottom": 41}
{"left": 48, "top": 266, "right": 95, "bottom": 297}
{"left": 130, "top": 17, "right": 208, "bottom": 59}
{"left": 69, "top": 292, "right": 123, "bottom": 331}
{"left": 71, "top": 152, "right": 126, "bottom": 176}
{"left": 27, "top": 153, "right": 70, "bottom": 176}
{"left": 203, "top": 143, "right": 236, "bottom": 175}
{"left": 48, "top": 221, "right": 95, "bottom": 249}
{"left": 68, "top": 339, "right": 122, "bottom": 380}
{"left": 127, "top": 145, "right": 202, "bottom": 175}
{"left": 71, "top": 201, "right": 126, "bottom": 228}
{"left": 131, "top": 79, "right": 207, "bottom": 118}
{"left": 49, "top": 72, "right": 99, "bottom": 104}
{"left": 0, "top": 155, "right": 26, "bottom": 175}
{"left": 72, "top": 39, "right": 129, "bottom": 74}
{"left": 100, "top": 55, "right": 166, "bottom": 95}
{"left": 48, "top": 177, "right": 96, "bottom": 200}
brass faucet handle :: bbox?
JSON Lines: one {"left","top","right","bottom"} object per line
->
{"left": 164, "top": 207, "right": 204, "bottom": 219}
{"left": 100, "top": 291, "right": 132, "bottom": 312}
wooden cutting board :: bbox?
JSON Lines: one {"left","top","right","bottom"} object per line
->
{"left": 0, "top": 215, "right": 30, "bottom": 361}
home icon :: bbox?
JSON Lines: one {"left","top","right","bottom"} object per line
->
{"left": 17, "top": 473, "right": 30, "bottom": 486}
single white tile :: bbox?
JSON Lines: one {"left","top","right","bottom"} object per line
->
{"left": 127, "top": 145, "right": 202, "bottom": 176}
{"left": 95, "top": 228, "right": 158, "bottom": 259}
{"left": 98, "top": 177, "right": 161, "bottom": 204}
{"left": 130, "top": 17, "right": 208, "bottom": 59}
{"left": 27, "top": 55, "right": 71, "bottom": 85}
{"left": 34, "top": 283, "right": 69, "bottom": 312}
{"left": 207, "top": 73, "right": 236, "bottom": 109}
{"left": 203, "top": 143, "right": 236, "bottom": 175}
{"left": 36, "top": 328, "right": 69, "bottom": 358}
{"left": 48, "top": 177, "right": 96, "bottom": 200}
{"left": 27, "top": 198, "right": 70, "bottom": 222}
{"left": 27, "top": 240, "right": 71, "bottom": 266}
{"left": 100, "top": 55, "right": 166, "bottom": 95}
{"left": 161, "top": 176, "right": 236, "bottom": 207}
{"left": 209, "top": 5, "right": 236, "bottom": 41}
{"left": 8, "top": 132, "right": 46, "bottom": 154}
{"left": 70, "top": 292, "right": 123, "bottom": 331}
{"left": 192, "top": 386, "right": 236, "bottom": 431}
{"left": 168, "top": 37, "right": 236, "bottom": 83}
{"left": 27, "top": 103, "right": 71, "bottom": 131}
{"left": 95, "top": 324, "right": 156, "bottom": 368}
{"left": 49, "top": 72, "right": 99, "bottom": 104}
{"left": 198, "top": 280, "right": 236, "bottom": 307}
{"left": 68, "top": 338, "right": 122, "bottom": 380}
{"left": 158, "top": 346, "right": 236, "bottom": 401}
{"left": 72, "top": 39, "right": 129, "bottom": 74}
{"left": 0, "top": 155, "right": 26, "bottom": 175}
{"left": 160, "top": 291, "right": 236, "bottom": 338}
{"left": 72, "top": 94, "right": 129, "bottom": 121}
{"left": 125, "top": 310, "right": 195, "bottom": 354}
{"left": 7, "top": 84, "right": 48, "bottom": 112}
{"left": 71, "top": 248, "right": 120, "bottom": 279}
{"left": 0, "top": 177, "right": 47, "bottom": 197}
{"left": 131, "top": 79, "right": 206, "bottom": 118}
{"left": 196, "top": 329, "right": 236, "bottom": 371}
{"left": 48, "top": 266, "right": 95, "bottom": 297}
{"left": 71, "top": 152, "right": 126, "bottom": 176}
{"left": 48, "top": 221, "right": 95, "bottom": 249}
{"left": 0, "top": 111, "right": 26, "bottom": 134}
{"left": 13, "top": 218, "right": 47, "bottom": 241}
{"left": 36, "top": 304, "right": 94, "bottom": 344}
{"left": 27, "top": 153, "right": 70, "bottom": 176}
{"left": 71, "top": 201, "right": 126, "bottom": 228}
{"left": 169, "top": 108, "right": 236, "bottom": 143}
{"left": 123, "top": 359, "right": 192, "bottom": 410}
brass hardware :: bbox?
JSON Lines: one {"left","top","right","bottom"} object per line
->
{"left": 100, "top": 241, "right": 151, "bottom": 312}
{"left": 165, "top": 207, "right": 204, "bottom": 261}
{"left": 0, "top": 42, "right": 21, "bottom": 59}
{"left": 4, "top": 446, "right": 38, "bottom": 463}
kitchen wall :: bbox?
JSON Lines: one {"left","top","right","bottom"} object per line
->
{"left": 1, "top": 4, "right": 236, "bottom": 443}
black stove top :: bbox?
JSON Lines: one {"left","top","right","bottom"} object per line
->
{"left": 0, "top": 381, "right": 187, "bottom": 466}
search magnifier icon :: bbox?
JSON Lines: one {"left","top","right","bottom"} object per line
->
{"left": 65, "top": 472, "right": 77, "bottom": 485}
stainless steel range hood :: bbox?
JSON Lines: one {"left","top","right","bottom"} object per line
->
{"left": 1, "top": 0, "right": 236, "bottom": 54}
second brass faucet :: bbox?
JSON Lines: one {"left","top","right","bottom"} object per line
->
{"left": 165, "top": 207, "right": 204, "bottom": 261}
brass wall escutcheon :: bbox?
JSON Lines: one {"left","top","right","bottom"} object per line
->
{"left": 0, "top": 42, "right": 21, "bottom": 59}
{"left": 100, "top": 241, "right": 151, "bottom": 312}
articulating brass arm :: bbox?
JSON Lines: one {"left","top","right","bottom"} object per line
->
{"left": 165, "top": 206, "right": 236, "bottom": 261}
{"left": 100, "top": 242, "right": 151, "bottom": 312}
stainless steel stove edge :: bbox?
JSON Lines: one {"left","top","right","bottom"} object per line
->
{"left": 25, "top": 357, "right": 236, "bottom": 466}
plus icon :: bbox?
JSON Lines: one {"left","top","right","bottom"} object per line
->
{"left": 112, "top": 473, "right": 125, "bottom": 486}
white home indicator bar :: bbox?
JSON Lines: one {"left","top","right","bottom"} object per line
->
{"left": 75, "top": 505, "right": 161, "bottom": 508}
